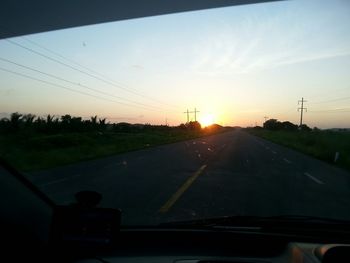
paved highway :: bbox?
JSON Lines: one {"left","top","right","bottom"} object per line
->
{"left": 27, "top": 129, "right": 350, "bottom": 225}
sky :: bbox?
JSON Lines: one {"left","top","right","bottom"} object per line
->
{"left": 0, "top": 0, "right": 350, "bottom": 128}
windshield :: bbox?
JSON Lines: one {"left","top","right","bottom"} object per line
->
{"left": 1, "top": 0, "right": 350, "bottom": 226}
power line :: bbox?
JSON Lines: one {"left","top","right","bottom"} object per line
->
{"left": 0, "top": 56, "right": 164, "bottom": 111}
{"left": 0, "top": 66, "right": 161, "bottom": 111}
{"left": 10, "top": 37, "right": 180, "bottom": 110}
{"left": 21, "top": 37, "right": 140, "bottom": 92}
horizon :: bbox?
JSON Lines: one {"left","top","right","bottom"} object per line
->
{"left": 1, "top": 111, "right": 349, "bottom": 130}
{"left": 1, "top": 0, "right": 350, "bottom": 128}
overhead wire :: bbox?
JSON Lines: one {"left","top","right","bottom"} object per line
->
{"left": 6, "top": 38, "right": 180, "bottom": 110}
{"left": 0, "top": 66, "right": 161, "bottom": 111}
{"left": 0, "top": 56, "right": 165, "bottom": 111}
{"left": 21, "top": 36, "right": 141, "bottom": 93}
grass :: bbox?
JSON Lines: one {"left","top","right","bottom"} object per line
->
{"left": 247, "top": 128, "right": 350, "bottom": 172}
{"left": 0, "top": 128, "right": 229, "bottom": 172}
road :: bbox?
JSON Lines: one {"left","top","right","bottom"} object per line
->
{"left": 27, "top": 129, "right": 350, "bottom": 225}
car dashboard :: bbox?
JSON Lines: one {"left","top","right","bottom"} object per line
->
{"left": 70, "top": 229, "right": 349, "bottom": 263}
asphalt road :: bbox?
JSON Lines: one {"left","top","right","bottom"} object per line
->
{"left": 27, "top": 129, "right": 350, "bottom": 225}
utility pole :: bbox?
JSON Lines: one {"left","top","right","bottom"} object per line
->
{"left": 183, "top": 109, "right": 189, "bottom": 123}
{"left": 193, "top": 107, "right": 200, "bottom": 122}
{"left": 298, "top": 97, "right": 307, "bottom": 127}
{"left": 185, "top": 108, "right": 200, "bottom": 122}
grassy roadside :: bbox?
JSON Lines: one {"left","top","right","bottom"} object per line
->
{"left": 0, "top": 128, "right": 231, "bottom": 172}
{"left": 246, "top": 128, "right": 350, "bottom": 172}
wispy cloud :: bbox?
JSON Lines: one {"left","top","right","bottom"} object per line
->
{"left": 191, "top": 4, "right": 350, "bottom": 76}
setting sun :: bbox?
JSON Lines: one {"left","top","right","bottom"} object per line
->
{"left": 200, "top": 114, "right": 215, "bottom": 127}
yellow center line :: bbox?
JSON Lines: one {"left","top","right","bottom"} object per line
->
{"left": 159, "top": 164, "right": 207, "bottom": 213}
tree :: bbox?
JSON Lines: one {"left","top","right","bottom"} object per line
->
{"left": 281, "top": 121, "right": 298, "bottom": 131}
{"left": 46, "top": 114, "right": 54, "bottom": 124}
{"left": 10, "top": 112, "right": 23, "bottom": 130}
{"left": 61, "top": 114, "right": 72, "bottom": 124}
{"left": 263, "top": 119, "right": 281, "bottom": 130}
{"left": 186, "top": 121, "right": 201, "bottom": 130}
{"left": 22, "top": 114, "right": 36, "bottom": 127}
{"left": 300, "top": 124, "right": 311, "bottom": 132}
{"left": 98, "top": 118, "right": 107, "bottom": 130}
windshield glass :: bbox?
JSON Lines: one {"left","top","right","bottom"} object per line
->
{"left": 1, "top": 0, "right": 350, "bottom": 225}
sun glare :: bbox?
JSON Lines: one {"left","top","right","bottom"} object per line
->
{"left": 200, "top": 114, "right": 215, "bottom": 127}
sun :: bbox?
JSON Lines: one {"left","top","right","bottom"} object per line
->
{"left": 200, "top": 114, "right": 215, "bottom": 127}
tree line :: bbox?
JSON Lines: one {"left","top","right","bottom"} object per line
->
{"left": 0, "top": 112, "right": 206, "bottom": 134}
{"left": 262, "top": 119, "right": 312, "bottom": 131}
{"left": 0, "top": 112, "right": 108, "bottom": 133}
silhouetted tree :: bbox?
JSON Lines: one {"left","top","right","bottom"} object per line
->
{"left": 263, "top": 119, "right": 281, "bottom": 130}
{"left": 10, "top": 112, "right": 23, "bottom": 131}
{"left": 300, "top": 124, "right": 312, "bottom": 132}
{"left": 22, "top": 114, "right": 36, "bottom": 127}
{"left": 90, "top": 115, "right": 98, "bottom": 130}
{"left": 98, "top": 118, "right": 106, "bottom": 130}
{"left": 61, "top": 114, "right": 71, "bottom": 124}
{"left": 178, "top": 123, "right": 187, "bottom": 130}
{"left": 281, "top": 121, "right": 298, "bottom": 131}
{"left": 187, "top": 121, "right": 201, "bottom": 130}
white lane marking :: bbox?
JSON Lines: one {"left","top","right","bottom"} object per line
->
{"left": 265, "top": 146, "right": 270, "bottom": 150}
{"left": 271, "top": 150, "right": 277, "bottom": 154}
{"left": 198, "top": 154, "right": 201, "bottom": 158}
{"left": 304, "top": 172, "right": 324, "bottom": 184}
{"left": 283, "top": 158, "right": 292, "bottom": 164}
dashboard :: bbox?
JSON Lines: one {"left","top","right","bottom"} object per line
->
{"left": 71, "top": 230, "right": 349, "bottom": 263}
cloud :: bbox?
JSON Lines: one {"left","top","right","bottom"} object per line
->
{"left": 190, "top": 5, "right": 350, "bottom": 76}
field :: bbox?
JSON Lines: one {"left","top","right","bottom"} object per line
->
{"left": 247, "top": 128, "right": 350, "bottom": 171}
{"left": 0, "top": 127, "right": 229, "bottom": 172}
